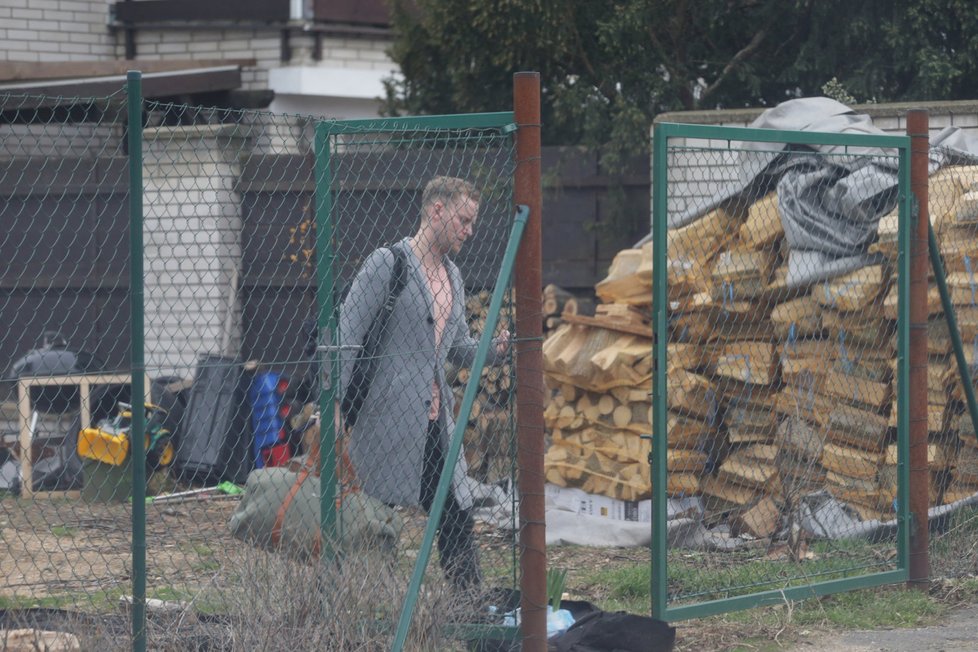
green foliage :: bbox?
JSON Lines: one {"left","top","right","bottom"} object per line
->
{"left": 546, "top": 566, "right": 568, "bottom": 611}
{"left": 384, "top": 0, "right": 978, "bottom": 168}
{"left": 821, "top": 78, "right": 858, "bottom": 106}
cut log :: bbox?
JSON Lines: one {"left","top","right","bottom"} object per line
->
{"left": 814, "top": 265, "right": 887, "bottom": 312}
{"left": 774, "top": 385, "right": 837, "bottom": 423}
{"left": 595, "top": 303, "right": 650, "bottom": 326}
{"left": 822, "top": 369, "right": 892, "bottom": 412}
{"left": 701, "top": 474, "right": 759, "bottom": 513}
{"left": 883, "top": 282, "right": 942, "bottom": 320}
{"left": 825, "top": 470, "right": 888, "bottom": 511}
{"left": 777, "top": 416, "right": 828, "bottom": 461}
{"left": 771, "top": 296, "right": 823, "bottom": 339}
{"left": 729, "top": 443, "right": 780, "bottom": 465}
{"left": 820, "top": 443, "right": 883, "bottom": 479}
{"left": 739, "top": 192, "right": 784, "bottom": 249}
{"left": 724, "top": 402, "right": 778, "bottom": 433}
{"left": 667, "top": 473, "right": 701, "bottom": 498}
{"left": 668, "top": 369, "right": 718, "bottom": 422}
{"left": 884, "top": 442, "right": 955, "bottom": 470}
{"left": 669, "top": 342, "right": 719, "bottom": 371}
{"left": 826, "top": 403, "right": 889, "bottom": 452}
{"left": 596, "top": 245, "right": 652, "bottom": 305}
{"left": 669, "top": 206, "right": 740, "bottom": 296}
{"left": 715, "top": 340, "right": 778, "bottom": 385}
{"left": 951, "top": 189, "right": 978, "bottom": 224}
{"left": 543, "top": 284, "right": 575, "bottom": 316}
{"left": 732, "top": 496, "right": 781, "bottom": 538}
{"left": 716, "top": 458, "right": 781, "bottom": 493}
{"left": 942, "top": 272, "right": 978, "bottom": 307}
{"left": 713, "top": 247, "right": 775, "bottom": 282}
{"left": 668, "top": 449, "right": 708, "bottom": 474}
{"left": 668, "top": 412, "right": 717, "bottom": 450}
{"left": 560, "top": 312, "right": 654, "bottom": 339}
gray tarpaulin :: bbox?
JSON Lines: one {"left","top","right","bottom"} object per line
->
{"left": 646, "top": 96, "right": 978, "bottom": 286}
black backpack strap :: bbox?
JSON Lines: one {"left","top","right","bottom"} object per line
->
{"left": 381, "top": 244, "right": 408, "bottom": 317}
{"left": 341, "top": 244, "right": 409, "bottom": 427}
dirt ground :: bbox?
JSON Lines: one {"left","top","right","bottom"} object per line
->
{"left": 0, "top": 494, "right": 245, "bottom": 603}
{"left": 4, "top": 495, "right": 978, "bottom": 651}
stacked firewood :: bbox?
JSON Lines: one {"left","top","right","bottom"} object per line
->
{"left": 540, "top": 163, "right": 978, "bottom": 534}
{"left": 542, "top": 284, "right": 595, "bottom": 337}
{"left": 541, "top": 242, "right": 659, "bottom": 501}
{"left": 450, "top": 289, "right": 514, "bottom": 482}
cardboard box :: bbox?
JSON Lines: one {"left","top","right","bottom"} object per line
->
{"left": 545, "top": 483, "right": 652, "bottom": 523}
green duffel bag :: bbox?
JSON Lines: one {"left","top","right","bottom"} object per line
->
{"left": 229, "top": 462, "right": 402, "bottom": 562}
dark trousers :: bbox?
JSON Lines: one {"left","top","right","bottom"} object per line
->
{"left": 419, "top": 420, "right": 482, "bottom": 591}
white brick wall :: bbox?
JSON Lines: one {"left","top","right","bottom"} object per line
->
{"left": 0, "top": 0, "right": 114, "bottom": 62}
{"left": 125, "top": 29, "right": 394, "bottom": 92}
{"left": 1, "top": 0, "right": 396, "bottom": 98}
{"left": 141, "top": 124, "right": 250, "bottom": 378}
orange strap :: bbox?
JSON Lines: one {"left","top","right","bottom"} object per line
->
{"left": 270, "top": 430, "right": 360, "bottom": 559}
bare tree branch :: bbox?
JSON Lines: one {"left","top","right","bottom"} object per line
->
{"left": 700, "top": 27, "right": 769, "bottom": 105}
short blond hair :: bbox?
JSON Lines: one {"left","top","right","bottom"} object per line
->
{"left": 421, "top": 176, "right": 479, "bottom": 209}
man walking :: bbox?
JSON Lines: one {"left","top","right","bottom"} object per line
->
{"left": 338, "top": 176, "right": 509, "bottom": 590}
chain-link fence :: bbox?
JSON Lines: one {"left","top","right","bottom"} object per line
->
{"left": 0, "top": 76, "right": 539, "bottom": 650}
{"left": 922, "top": 152, "right": 978, "bottom": 582}
{"left": 645, "top": 124, "right": 914, "bottom": 618}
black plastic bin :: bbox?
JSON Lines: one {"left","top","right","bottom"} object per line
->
{"left": 172, "top": 355, "right": 253, "bottom": 485}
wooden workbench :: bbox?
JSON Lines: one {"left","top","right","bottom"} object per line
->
{"left": 17, "top": 373, "right": 151, "bottom": 498}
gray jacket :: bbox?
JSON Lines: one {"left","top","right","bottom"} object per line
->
{"left": 338, "top": 238, "right": 498, "bottom": 510}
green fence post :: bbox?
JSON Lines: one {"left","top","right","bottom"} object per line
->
{"left": 314, "top": 122, "right": 338, "bottom": 552}
{"left": 650, "top": 123, "right": 669, "bottom": 620}
{"left": 391, "top": 205, "right": 529, "bottom": 652}
{"left": 930, "top": 227, "right": 978, "bottom": 445}
{"left": 127, "top": 69, "right": 147, "bottom": 652}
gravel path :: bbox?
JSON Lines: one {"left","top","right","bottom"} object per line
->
{"left": 790, "top": 605, "right": 978, "bottom": 651}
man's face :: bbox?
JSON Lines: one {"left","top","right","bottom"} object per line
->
{"left": 436, "top": 195, "right": 479, "bottom": 255}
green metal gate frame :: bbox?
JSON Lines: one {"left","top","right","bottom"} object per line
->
{"left": 650, "top": 122, "right": 913, "bottom": 620}
{"left": 312, "top": 112, "right": 525, "bottom": 649}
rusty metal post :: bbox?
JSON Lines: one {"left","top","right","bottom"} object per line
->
{"left": 907, "top": 109, "right": 930, "bottom": 589}
{"left": 514, "top": 71, "right": 546, "bottom": 651}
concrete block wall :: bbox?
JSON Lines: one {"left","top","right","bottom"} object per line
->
{"left": 0, "top": 0, "right": 114, "bottom": 62}
{"left": 141, "top": 124, "right": 250, "bottom": 379}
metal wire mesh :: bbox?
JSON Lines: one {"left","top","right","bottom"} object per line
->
{"left": 924, "top": 157, "right": 978, "bottom": 580}
{"left": 0, "top": 89, "right": 137, "bottom": 628}
{"left": 651, "top": 128, "right": 911, "bottom": 614}
{"left": 0, "top": 85, "right": 523, "bottom": 650}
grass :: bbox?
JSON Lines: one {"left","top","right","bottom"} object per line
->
{"left": 0, "top": 587, "right": 130, "bottom": 612}
{"left": 50, "top": 525, "right": 76, "bottom": 538}
{"left": 565, "top": 542, "right": 968, "bottom": 651}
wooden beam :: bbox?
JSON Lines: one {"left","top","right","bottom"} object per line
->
{"left": 113, "top": 0, "right": 289, "bottom": 24}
